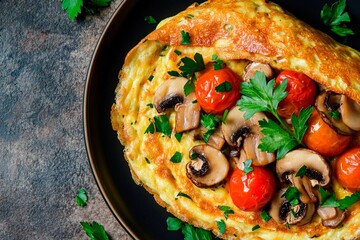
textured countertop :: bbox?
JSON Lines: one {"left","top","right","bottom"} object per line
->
{"left": 0, "top": 0, "right": 132, "bottom": 239}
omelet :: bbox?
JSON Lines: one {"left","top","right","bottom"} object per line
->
{"left": 111, "top": 0, "right": 360, "bottom": 239}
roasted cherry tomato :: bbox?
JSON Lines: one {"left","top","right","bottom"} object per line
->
{"left": 275, "top": 70, "right": 316, "bottom": 119}
{"left": 195, "top": 67, "right": 241, "bottom": 115}
{"left": 335, "top": 146, "right": 360, "bottom": 192}
{"left": 229, "top": 166, "right": 276, "bottom": 211}
{"left": 303, "top": 109, "right": 352, "bottom": 157}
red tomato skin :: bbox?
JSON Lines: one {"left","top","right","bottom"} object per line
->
{"left": 335, "top": 146, "right": 360, "bottom": 192}
{"left": 195, "top": 68, "right": 241, "bottom": 115}
{"left": 275, "top": 70, "right": 316, "bottom": 119}
{"left": 303, "top": 110, "right": 352, "bottom": 157}
{"left": 229, "top": 167, "right": 276, "bottom": 211}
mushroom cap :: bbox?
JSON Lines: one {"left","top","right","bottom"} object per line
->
{"left": 315, "top": 91, "right": 355, "bottom": 135}
{"left": 243, "top": 62, "right": 274, "bottom": 82}
{"left": 276, "top": 148, "right": 330, "bottom": 187}
{"left": 340, "top": 95, "right": 360, "bottom": 131}
{"left": 186, "top": 144, "right": 230, "bottom": 188}
{"left": 222, "top": 107, "right": 275, "bottom": 166}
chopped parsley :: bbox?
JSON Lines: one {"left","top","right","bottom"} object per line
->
{"left": 61, "top": 0, "right": 112, "bottom": 20}
{"left": 80, "top": 221, "right": 109, "bottom": 240}
{"left": 295, "top": 165, "right": 307, "bottom": 178}
{"left": 174, "top": 49, "right": 182, "bottom": 56}
{"left": 319, "top": 186, "right": 360, "bottom": 210}
{"left": 282, "top": 186, "right": 301, "bottom": 206}
{"left": 260, "top": 211, "right": 272, "bottom": 222}
{"left": 216, "top": 219, "right": 226, "bottom": 234}
{"left": 252, "top": 225, "right": 260, "bottom": 231}
{"left": 321, "top": 0, "right": 355, "bottom": 37}
{"left": 145, "top": 157, "right": 150, "bottom": 164}
{"left": 237, "top": 71, "right": 313, "bottom": 159}
{"left": 144, "top": 15, "right": 157, "bottom": 24}
{"left": 167, "top": 217, "right": 213, "bottom": 239}
{"left": 145, "top": 115, "right": 171, "bottom": 137}
{"left": 170, "top": 151, "right": 183, "bottom": 163}
{"left": 75, "top": 188, "right": 88, "bottom": 207}
{"left": 200, "top": 113, "right": 221, "bottom": 143}
{"left": 180, "top": 30, "right": 191, "bottom": 45}
{"left": 215, "top": 81, "right": 233, "bottom": 92}
{"left": 329, "top": 110, "right": 341, "bottom": 120}
{"left": 212, "top": 54, "right": 224, "bottom": 70}
{"left": 218, "top": 205, "right": 234, "bottom": 220}
{"left": 148, "top": 75, "right": 154, "bottom": 81}
{"left": 174, "top": 132, "right": 183, "bottom": 142}
{"left": 176, "top": 192, "right": 192, "bottom": 200}
{"left": 146, "top": 103, "right": 154, "bottom": 108}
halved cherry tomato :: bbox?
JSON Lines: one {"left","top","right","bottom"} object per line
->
{"left": 195, "top": 67, "right": 241, "bottom": 115}
{"left": 303, "top": 109, "right": 352, "bottom": 157}
{"left": 335, "top": 146, "right": 360, "bottom": 192}
{"left": 229, "top": 166, "right": 276, "bottom": 211}
{"left": 275, "top": 70, "right": 316, "bottom": 119}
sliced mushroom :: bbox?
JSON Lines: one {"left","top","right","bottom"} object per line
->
{"left": 276, "top": 149, "right": 330, "bottom": 204}
{"left": 153, "top": 77, "right": 201, "bottom": 132}
{"left": 315, "top": 91, "right": 355, "bottom": 135}
{"left": 221, "top": 107, "right": 275, "bottom": 166}
{"left": 340, "top": 95, "right": 360, "bottom": 131}
{"left": 243, "top": 62, "right": 274, "bottom": 82}
{"left": 269, "top": 188, "right": 315, "bottom": 226}
{"left": 186, "top": 144, "right": 230, "bottom": 188}
{"left": 193, "top": 126, "right": 225, "bottom": 150}
{"left": 320, "top": 208, "right": 346, "bottom": 228}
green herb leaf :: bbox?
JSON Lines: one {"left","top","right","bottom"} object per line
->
{"left": 216, "top": 219, "right": 226, "bottom": 234}
{"left": 218, "top": 205, "right": 234, "bottom": 220}
{"left": 61, "top": 0, "right": 83, "bottom": 20}
{"left": 252, "top": 225, "right": 260, "bottom": 231}
{"left": 175, "top": 132, "right": 183, "bottom": 142}
{"left": 212, "top": 54, "right": 224, "bottom": 70}
{"left": 144, "top": 122, "right": 155, "bottom": 134}
{"left": 291, "top": 107, "right": 314, "bottom": 141}
{"left": 243, "top": 159, "right": 254, "bottom": 175}
{"left": 181, "top": 30, "right": 191, "bottom": 45}
{"left": 200, "top": 114, "right": 221, "bottom": 143}
{"left": 176, "top": 192, "right": 192, "bottom": 200}
{"left": 320, "top": 0, "right": 355, "bottom": 37}
{"left": 170, "top": 151, "right": 182, "bottom": 163}
{"left": 148, "top": 75, "right": 154, "bottom": 81}
{"left": 144, "top": 16, "right": 157, "bottom": 24}
{"left": 145, "top": 157, "right": 150, "bottom": 164}
{"left": 167, "top": 217, "right": 183, "bottom": 231}
{"left": 184, "top": 79, "right": 195, "bottom": 96}
{"left": 80, "top": 221, "right": 109, "bottom": 240}
{"left": 179, "top": 53, "right": 205, "bottom": 77}
{"left": 75, "top": 188, "right": 88, "bottom": 207}
{"left": 320, "top": 187, "right": 360, "bottom": 210}
{"left": 154, "top": 115, "right": 171, "bottom": 137}
{"left": 337, "top": 192, "right": 360, "bottom": 210}
{"left": 260, "top": 211, "right": 272, "bottom": 222}
{"left": 215, "top": 81, "right": 233, "bottom": 92}
{"left": 295, "top": 165, "right": 308, "bottom": 178}
{"left": 90, "top": 0, "right": 111, "bottom": 7}
{"left": 182, "top": 223, "right": 213, "bottom": 240}
{"left": 174, "top": 49, "right": 182, "bottom": 56}
{"left": 329, "top": 110, "right": 340, "bottom": 120}
{"left": 221, "top": 109, "right": 229, "bottom": 124}
{"left": 146, "top": 103, "right": 154, "bottom": 108}
{"left": 168, "top": 70, "right": 180, "bottom": 77}
{"left": 282, "top": 186, "right": 301, "bottom": 206}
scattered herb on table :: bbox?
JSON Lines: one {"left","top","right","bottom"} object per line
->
{"left": 80, "top": 221, "right": 110, "bottom": 240}
{"left": 76, "top": 188, "right": 88, "bottom": 207}
{"left": 61, "top": 0, "right": 113, "bottom": 20}
{"left": 320, "top": 0, "right": 355, "bottom": 37}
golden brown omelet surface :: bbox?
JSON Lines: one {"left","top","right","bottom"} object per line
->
{"left": 111, "top": 0, "right": 360, "bottom": 239}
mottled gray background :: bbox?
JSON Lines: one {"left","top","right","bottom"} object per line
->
{"left": 0, "top": 0, "right": 132, "bottom": 239}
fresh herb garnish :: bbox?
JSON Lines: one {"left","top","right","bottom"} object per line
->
{"left": 329, "top": 110, "right": 341, "bottom": 120}
{"left": 319, "top": 187, "right": 360, "bottom": 210}
{"left": 145, "top": 115, "right": 171, "bottom": 137}
{"left": 146, "top": 103, "right": 154, "bottom": 108}
{"left": 76, "top": 188, "right": 88, "bottom": 207}
{"left": 218, "top": 205, "right": 234, "bottom": 220}
{"left": 148, "top": 75, "right": 154, "bottom": 81}
{"left": 174, "top": 49, "right": 182, "bottom": 56}
{"left": 295, "top": 165, "right": 307, "bottom": 178}
{"left": 168, "top": 70, "right": 180, "bottom": 77}
{"left": 80, "top": 221, "right": 109, "bottom": 240}
{"left": 170, "top": 151, "right": 183, "bottom": 163}
{"left": 145, "top": 157, "right": 150, "bottom": 164}
{"left": 212, "top": 54, "right": 224, "bottom": 70}
{"left": 184, "top": 78, "right": 196, "bottom": 96}
{"left": 260, "top": 211, "right": 272, "bottom": 222}
{"left": 167, "top": 217, "right": 214, "bottom": 239}
{"left": 216, "top": 219, "right": 226, "bottom": 234}
{"left": 243, "top": 159, "right": 254, "bottom": 175}
{"left": 145, "top": 15, "right": 157, "bottom": 24}
{"left": 175, "top": 132, "right": 183, "bottom": 142}
{"left": 61, "top": 0, "right": 112, "bottom": 20}
{"left": 282, "top": 186, "right": 301, "bottom": 206}
{"left": 252, "top": 225, "right": 260, "bottom": 231}
{"left": 215, "top": 81, "right": 233, "bottom": 92}
{"left": 200, "top": 113, "right": 221, "bottom": 143}
{"left": 176, "top": 192, "right": 192, "bottom": 200}
{"left": 237, "top": 71, "right": 313, "bottom": 159}
{"left": 221, "top": 109, "right": 229, "bottom": 124}
{"left": 179, "top": 53, "right": 205, "bottom": 77}
{"left": 321, "top": 0, "right": 355, "bottom": 37}
{"left": 180, "top": 30, "right": 191, "bottom": 45}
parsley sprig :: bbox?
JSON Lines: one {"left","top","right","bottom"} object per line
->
{"left": 61, "top": 0, "right": 112, "bottom": 20}
{"left": 319, "top": 187, "right": 360, "bottom": 210}
{"left": 321, "top": 0, "right": 355, "bottom": 37}
{"left": 167, "top": 217, "right": 214, "bottom": 240}
{"left": 237, "top": 71, "right": 313, "bottom": 159}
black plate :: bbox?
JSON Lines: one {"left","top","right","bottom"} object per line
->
{"left": 83, "top": 1, "right": 360, "bottom": 239}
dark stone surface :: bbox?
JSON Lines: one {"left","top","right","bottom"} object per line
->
{"left": 0, "top": 0, "right": 132, "bottom": 239}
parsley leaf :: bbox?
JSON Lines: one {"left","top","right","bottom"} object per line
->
{"left": 201, "top": 114, "right": 221, "bottom": 143}
{"left": 80, "top": 221, "right": 109, "bottom": 240}
{"left": 176, "top": 192, "right": 192, "bottom": 200}
{"left": 167, "top": 217, "right": 183, "bottom": 231}
{"left": 180, "top": 30, "right": 191, "bottom": 45}
{"left": 237, "top": 71, "right": 313, "bottom": 159}
{"left": 260, "top": 211, "right": 272, "bottom": 222}
{"left": 215, "top": 81, "right": 233, "bottom": 92}
{"left": 282, "top": 186, "right": 301, "bottom": 206}
{"left": 76, "top": 188, "right": 88, "bottom": 207}
{"left": 170, "top": 151, "right": 182, "bottom": 163}
{"left": 295, "top": 165, "right": 307, "bottom": 178}
{"left": 216, "top": 219, "right": 226, "bottom": 234}
{"left": 62, "top": 0, "right": 83, "bottom": 20}
{"left": 154, "top": 115, "right": 171, "bottom": 137}
{"left": 319, "top": 187, "right": 360, "bottom": 210}
{"left": 218, "top": 205, "right": 234, "bottom": 220}
{"left": 179, "top": 53, "right": 205, "bottom": 77}
{"left": 321, "top": 0, "right": 355, "bottom": 37}
{"left": 175, "top": 132, "right": 183, "bottom": 142}
{"left": 243, "top": 159, "right": 254, "bottom": 174}
{"left": 252, "top": 225, "right": 260, "bottom": 231}
{"left": 144, "top": 16, "right": 157, "bottom": 24}
{"left": 212, "top": 54, "right": 224, "bottom": 70}
{"left": 184, "top": 79, "right": 195, "bottom": 96}
{"left": 167, "top": 217, "right": 214, "bottom": 239}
